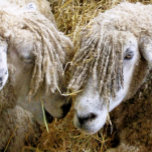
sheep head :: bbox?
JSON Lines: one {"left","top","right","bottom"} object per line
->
{"left": 0, "top": 3, "right": 73, "bottom": 118}
{"left": 68, "top": 25, "right": 151, "bottom": 134}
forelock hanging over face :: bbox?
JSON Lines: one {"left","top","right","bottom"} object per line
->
{"left": 68, "top": 30, "right": 135, "bottom": 101}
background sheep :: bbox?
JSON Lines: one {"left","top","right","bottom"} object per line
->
{"left": 68, "top": 2, "right": 152, "bottom": 150}
{"left": 0, "top": 0, "right": 73, "bottom": 151}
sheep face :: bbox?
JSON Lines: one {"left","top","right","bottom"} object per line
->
{"left": 6, "top": 32, "right": 71, "bottom": 119}
{"left": 0, "top": 41, "right": 8, "bottom": 91}
{"left": 71, "top": 32, "right": 145, "bottom": 134}
{"left": 0, "top": 7, "right": 73, "bottom": 119}
{"left": 8, "top": 30, "right": 71, "bottom": 119}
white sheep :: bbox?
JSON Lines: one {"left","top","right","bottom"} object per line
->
{"left": 68, "top": 2, "right": 152, "bottom": 151}
{"left": 0, "top": 0, "right": 73, "bottom": 151}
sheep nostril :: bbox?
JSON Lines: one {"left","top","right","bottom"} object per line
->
{"left": 77, "top": 113, "right": 97, "bottom": 125}
{"left": 89, "top": 113, "right": 97, "bottom": 119}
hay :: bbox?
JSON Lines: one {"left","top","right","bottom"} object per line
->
{"left": 50, "top": 0, "right": 115, "bottom": 47}
{"left": 38, "top": 106, "right": 113, "bottom": 152}
{"left": 24, "top": 0, "right": 152, "bottom": 151}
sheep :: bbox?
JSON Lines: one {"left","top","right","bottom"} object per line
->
{"left": 3, "top": 0, "right": 73, "bottom": 120}
{"left": 0, "top": 0, "right": 73, "bottom": 151}
{"left": 2, "top": 0, "right": 72, "bottom": 122}
{"left": 68, "top": 2, "right": 152, "bottom": 150}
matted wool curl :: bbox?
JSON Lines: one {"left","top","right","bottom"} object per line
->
{"left": 68, "top": 25, "right": 128, "bottom": 103}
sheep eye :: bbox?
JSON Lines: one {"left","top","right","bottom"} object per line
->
{"left": 124, "top": 54, "right": 133, "bottom": 60}
{"left": 22, "top": 56, "right": 34, "bottom": 64}
{"left": 124, "top": 49, "right": 134, "bottom": 60}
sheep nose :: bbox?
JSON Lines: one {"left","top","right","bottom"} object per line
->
{"left": 77, "top": 113, "right": 97, "bottom": 125}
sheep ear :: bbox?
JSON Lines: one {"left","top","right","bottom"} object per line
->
{"left": 140, "top": 36, "right": 152, "bottom": 65}
{"left": 0, "top": 42, "right": 8, "bottom": 91}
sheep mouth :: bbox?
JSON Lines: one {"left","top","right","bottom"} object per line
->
{"left": 44, "top": 109, "right": 54, "bottom": 123}
{"left": 75, "top": 121, "right": 97, "bottom": 134}
{"left": 60, "top": 101, "right": 72, "bottom": 118}
{"left": 44, "top": 101, "right": 71, "bottom": 123}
